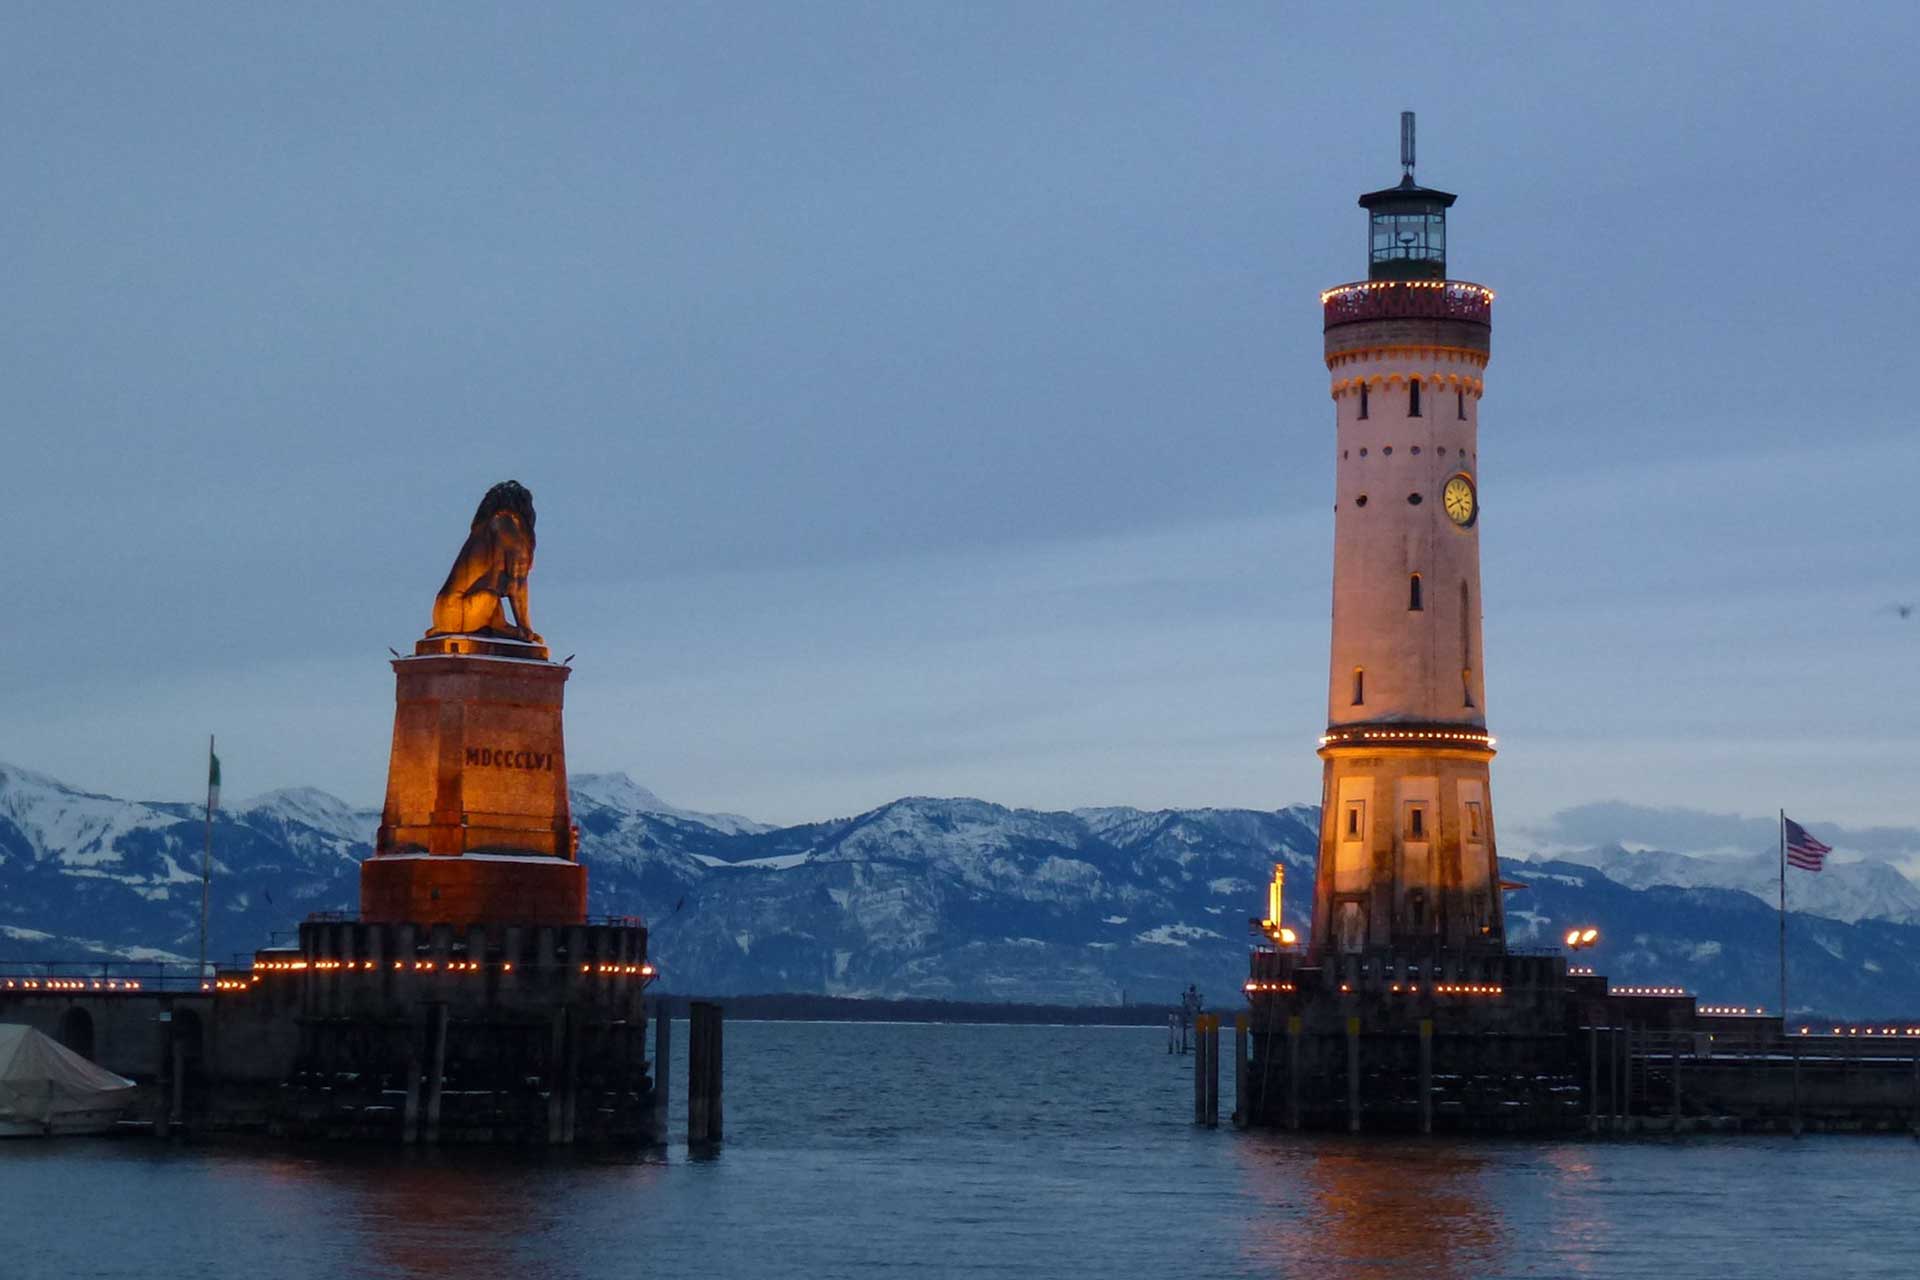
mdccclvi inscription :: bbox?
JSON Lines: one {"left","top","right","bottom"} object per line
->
{"left": 465, "top": 747, "right": 556, "bottom": 772}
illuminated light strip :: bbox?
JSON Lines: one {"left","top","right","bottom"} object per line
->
{"left": 1319, "top": 728, "right": 1496, "bottom": 748}
{"left": 1320, "top": 281, "right": 1497, "bottom": 303}
{"left": 1306, "top": 980, "right": 1508, "bottom": 996}
{"left": 243, "top": 959, "right": 656, "bottom": 978}
{"left": 1609, "top": 986, "right": 1689, "bottom": 997}
{"left": 1242, "top": 981, "right": 1296, "bottom": 994}
{"left": 1699, "top": 1006, "right": 1765, "bottom": 1016}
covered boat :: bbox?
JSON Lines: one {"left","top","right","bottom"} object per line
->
{"left": 0, "top": 1023, "right": 138, "bottom": 1136}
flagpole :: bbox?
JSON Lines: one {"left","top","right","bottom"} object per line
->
{"left": 1777, "top": 808, "right": 1788, "bottom": 1022}
{"left": 200, "top": 734, "right": 214, "bottom": 985}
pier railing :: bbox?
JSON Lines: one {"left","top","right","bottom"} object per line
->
{"left": 1321, "top": 279, "right": 1493, "bottom": 329}
{"left": 0, "top": 958, "right": 213, "bottom": 992}
{"left": 301, "top": 911, "right": 648, "bottom": 928}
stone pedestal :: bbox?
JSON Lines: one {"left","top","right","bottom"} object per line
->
{"left": 362, "top": 633, "right": 584, "bottom": 926}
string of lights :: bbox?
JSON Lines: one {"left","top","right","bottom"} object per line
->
{"left": 1319, "top": 727, "right": 1496, "bottom": 748}
{"left": 1320, "top": 280, "right": 1496, "bottom": 303}
{"left": 247, "top": 957, "right": 653, "bottom": 977}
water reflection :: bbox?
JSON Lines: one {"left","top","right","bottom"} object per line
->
{"left": 1537, "top": 1144, "right": 1608, "bottom": 1273}
{"left": 1234, "top": 1137, "right": 1503, "bottom": 1279}
{"left": 209, "top": 1148, "right": 663, "bottom": 1280}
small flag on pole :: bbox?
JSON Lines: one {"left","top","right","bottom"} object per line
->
{"left": 208, "top": 749, "right": 221, "bottom": 811}
{"left": 1784, "top": 817, "right": 1831, "bottom": 872}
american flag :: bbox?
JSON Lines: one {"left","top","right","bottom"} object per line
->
{"left": 1784, "top": 817, "right": 1832, "bottom": 872}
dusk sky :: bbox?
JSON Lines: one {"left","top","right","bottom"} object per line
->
{"left": 4, "top": 4, "right": 1915, "bottom": 839}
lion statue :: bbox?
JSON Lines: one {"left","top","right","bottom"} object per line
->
{"left": 427, "top": 480, "right": 542, "bottom": 643}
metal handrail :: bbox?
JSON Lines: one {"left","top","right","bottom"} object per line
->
{"left": 297, "top": 912, "right": 648, "bottom": 929}
{"left": 1322, "top": 279, "right": 1493, "bottom": 328}
{"left": 0, "top": 958, "right": 213, "bottom": 992}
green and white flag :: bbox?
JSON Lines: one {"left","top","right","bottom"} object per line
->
{"left": 207, "top": 746, "right": 221, "bottom": 811}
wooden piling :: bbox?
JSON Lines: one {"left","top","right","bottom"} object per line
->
{"left": 1624, "top": 1026, "right": 1635, "bottom": 1125}
{"left": 651, "top": 1003, "right": 671, "bottom": 1143}
{"left": 1910, "top": 1048, "right": 1918, "bottom": 1140}
{"left": 1192, "top": 1013, "right": 1205, "bottom": 1124}
{"left": 687, "top": 1005, "right": 708, "bottom": 1146}
{"left": 1346, "top": 1015, "right": 1361, "bottom": 1134}
{"left": 687, "top": 1001, "right": 721, "bottom": 1147}
{"left": 155, "top": 1011, "right": 175, "bottom": 1139}
{"left": 1586, "top": 1025, "right": 1598, "bottom": 1134}
{"left": 1419, "top": 1018, "right": 1434, "bottom": 1136}
{"left": 424, "top": 1003, "right": 448, "bottom": 1145}
{"left": 545, "top": 1008, "right": 567, "bottom": 1144}
{"left": 1204, "top": 1016, "right": 1220, "bottom": 1128}
{"left": 1790, "top": 1036, "right": 1802, "bottom": 1137}
{"left": 709, "top": 1004, "right": 724, "bottom": 1144}
{"left": 1606, "top": 1026, "right": 1617, "bottom": 1133}
{"left": 560, "top": 1006, "right": 581, "bottom": 1145}
{"left": 1286, "top": 1015, "right": 1301, "bottom": 1132}
{"left": 1670, "top": 1040, "right": 1682, "bottom": 1133}
{"left": 1232, "top": 1014, "right": 1249, "bottom": 1129}
{"left": 1616, "top": 1026, "right": 1627, "bottom": 1132}
{"left": 403, "top": 1042, "right": 422, "bottom": 1145}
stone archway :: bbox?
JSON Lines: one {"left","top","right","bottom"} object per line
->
{"left": 57, "top": 1005, "right": 95, "bottom": 1060}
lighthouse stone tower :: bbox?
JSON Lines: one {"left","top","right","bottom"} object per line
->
{"left": 1309, "top": 114, "right": 1503, "bottom": 960}
{"left": 1241, "top": 119, "right": 1596, "bottom": 1135}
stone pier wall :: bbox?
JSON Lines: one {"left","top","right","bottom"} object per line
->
{"left": 1, "top": 918, "right": 657, "bottom": 1144}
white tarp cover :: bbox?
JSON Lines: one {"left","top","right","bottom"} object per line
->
{"left": 0, "top": 1023, "right": 137, "bottom": 1128}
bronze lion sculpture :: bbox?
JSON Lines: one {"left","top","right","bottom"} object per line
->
{"left": 428, "top": 480, "right": 542, "bottom": 643}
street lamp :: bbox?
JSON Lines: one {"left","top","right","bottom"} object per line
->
{"left": 1564, "top": 926, "right": 1599, "bottom": 951}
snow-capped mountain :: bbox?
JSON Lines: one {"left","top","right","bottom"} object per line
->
{"left": 1506, "top": 843, "right": 1920, "bottom": 927}
{"left": 5, "top": 760, "right": 1920, "bottom": 1016}
{"left": 569, "top": 772, "right": 771, "bottom": 836}
{"left": 0, "top": 764, "right": 373, "bottom": 966}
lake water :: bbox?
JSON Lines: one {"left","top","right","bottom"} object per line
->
{"left": 3, "top": 1021, "right": 1917, "bottom": 1278}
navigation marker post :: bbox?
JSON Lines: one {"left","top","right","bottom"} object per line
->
{"left": 200, "top": 736, "right": 220, "bottom": 984}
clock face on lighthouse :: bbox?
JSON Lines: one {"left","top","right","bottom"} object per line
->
{"left": 1443, "top": 474, "right": 1477, "bottom": 527}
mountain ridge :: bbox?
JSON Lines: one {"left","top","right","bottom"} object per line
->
{"left": 3, "top": 761, "right": 1918, "bottom": 1016}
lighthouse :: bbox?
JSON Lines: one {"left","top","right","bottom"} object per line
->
{"left": 1308, "top": 114, "right": 1504, "bottom": 959}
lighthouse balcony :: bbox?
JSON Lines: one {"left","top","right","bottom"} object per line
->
{"left": 1318, "top": 721, "right": 1495, "bottom": 752}
{"left": 1322, "top": 279, "right": 1493, "bottom": 330}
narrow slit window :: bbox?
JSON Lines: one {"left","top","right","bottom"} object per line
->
{"left": 1408, "top": 807, "right": 1425, "bottom": 839}
{"left": 1358, "top": 383, "right": 1369, "bottom": 420}
{"left": 1457, "top": 387, "right": 1466, "bottom": 420}
{"left": 1465, "top": 801, "right": 1484, "bottom": 840}
{"left": 1346, "top": 806, "right": 1361, "bottom": 838}
{"left": 1409, "top": 378, "right": 1422, "bottom": 418}
{"left": 1460, "top": 579, "right": 1475, "bottom": 708}
{"left": 1352, "top": 667, "right": 1365, "bottom": 706}
{"left": 1409, "top": 573, "right": 1423, "bottom": 611}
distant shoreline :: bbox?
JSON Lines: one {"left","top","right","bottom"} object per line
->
{"left": 649, "top": 993, "right": 1184, "bottom": 1026}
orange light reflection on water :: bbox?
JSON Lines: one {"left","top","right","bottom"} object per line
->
{"left": 1232, "top": 1137, "right": 1500, "bottom": 1280}
{"left": 1231, "top": 1135, "right": 1615, "bottom": 1278}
